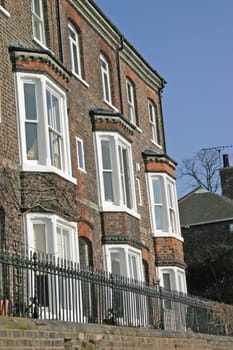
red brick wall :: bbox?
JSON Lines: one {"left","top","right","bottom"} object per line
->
{"left": 154, "top": 237, "right": 185, "bottom": 267}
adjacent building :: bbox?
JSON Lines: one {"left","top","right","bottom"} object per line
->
{"left": 0, "top": 0, "right": 186, "bottom": 295}
{"left": 179, "top": 155, "right": 233, "bottom": 303}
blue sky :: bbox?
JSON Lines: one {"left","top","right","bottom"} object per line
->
{"left": 94, "top": 0, "right": 233, "bottom": 197}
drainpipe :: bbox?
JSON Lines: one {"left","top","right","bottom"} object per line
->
{"left": 56, "top": 0, "right": 64, "bottom": 63}
{"left": 116, "top": 35, "right": 124, "bottom": 115}
{"left": 158, "top": 81, "right": 167, "bottom": 154}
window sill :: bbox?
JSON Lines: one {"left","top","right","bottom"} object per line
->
{"left": 32, "top": 38, "right": 52, "bottom": 53}
{"left": 77, "top": 167, "right": 87, "bottom": 174}
{"left": 72, "top": 72, "right": 89, "bottom": 88}
{"left": 21, "top": 164, "right": 77, "bottom": 184}
{"left": 151, "top": 140, "right": 162, "bottom": 149}
{"left": 152, "top": 232, "right": 184, "bottom": 242}
{"left": 0, "top": 5, "right": 10, "bottom": 17}
{"left": 103, "top": 100, "right": 119, "bottom": 112}
{"left": 100, "top": 204, "right": 141, "bottom": 219}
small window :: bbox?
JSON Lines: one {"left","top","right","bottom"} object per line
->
{"left": 148, "top": 100, "right": 159, "bottom": 144}
{"left": 126, "top": 79, "right": 137, "bottom": 124}
{"left": 68, "top": 23, "right": 82, "bottom": 78}
{"left": 32, "top": 0, "right": 46, "bottom": 46}
{"left": 79, "top": 237, "right": 93, "bottom": 268}
{"left": 100, "top": 54, "right": 112, "bottom": 104}
{"left": 76, "top": 137, "right": 85, "bottom": 171}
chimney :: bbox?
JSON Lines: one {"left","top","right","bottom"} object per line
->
{"left": 223, "top": 154, "right": 230, "bottom": 168}
{"left": 220, "top": 154, "right": 233, "bottom": 199}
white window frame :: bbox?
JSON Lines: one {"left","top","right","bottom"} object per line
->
{"left": 126, "top": 79, "right": 136, "bottom": 124}
{"left": 100, "top": 54, "right": 112, "bottom": 104}
{"left": 148, "top": 100, "right": 159, "bottom": 145}
{"left": 94, "top": 132, "right": 138, "bottom": 217}
{"left": 0, "top": 5, "right": 10, "bottom": 17}
{"left": 25, "top": 213, "right": 80, "bottom": 321}
{"left": 68, "top": 23, "right": 82, "bottom": 78}
{"left": 158, "top": 266, "right": 187, "bottom": 332}
{"left": 76, "top": 137, "right": 86, "bottom": 172}
{"left": 147, "top": 173, "right": 181, "bottom": 238}
{"left": 16, "top": 72, "right": 75, "bottom": 183}
{"left": 158, "top": 266, "right": 187, "bottom": 294}
{"left": 25, "top": 213, "right": 79, "bottom": 260}
{"left": 103, "top": 245, "right": 143, "bottom": 281}
{"left": 32, "top": 0, "right": 46, "bottom": 47}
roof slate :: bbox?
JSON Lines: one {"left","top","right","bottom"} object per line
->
{"left": 178, "top": 188, "right": 233, "bottom": 226}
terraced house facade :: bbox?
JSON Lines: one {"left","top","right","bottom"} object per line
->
{"left": 0, "top": 0, "right": 186, "bottom": 316}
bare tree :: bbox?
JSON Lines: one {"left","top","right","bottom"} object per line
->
{"left": 177, "top": 149, "right": 220, "bottom": 193}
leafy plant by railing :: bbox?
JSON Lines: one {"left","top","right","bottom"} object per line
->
{"left": 207, "top": 302, "right": 233, "bottom": 335}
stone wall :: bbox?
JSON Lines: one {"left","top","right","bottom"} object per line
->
{"left": 0, "top": 318, "right": 233, "bottom": 350}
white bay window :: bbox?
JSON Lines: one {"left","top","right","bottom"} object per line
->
{"left": 103, "top": 245, "right": 143, "bottom": 281}
{"left": 25, "top": 213, "right": 80, "bottom": 321}
{"left": 25, "top": 213, "right": 79, "bottom": 261}
{"left": 95, "top": 132, "right": 137, "bottom": 215}
{"left": 16, "top": 73, "right": 74, "bottom": 181}
{"left": 148, "top": 174, "right": 181, "bottom": 237}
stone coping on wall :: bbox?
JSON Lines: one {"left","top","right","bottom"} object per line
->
{"left": 0, "top": 317, "right": 233, "bottom": 350}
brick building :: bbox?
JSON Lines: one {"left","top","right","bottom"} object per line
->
{"left": 0, "top": 0, "right": 186, "bottom": 297}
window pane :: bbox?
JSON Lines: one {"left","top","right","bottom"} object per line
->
{"left": 24, "top": 83, "right": 37, "bottom": 120}
{"left": 25, "top": 123, "right": 38, "bottom": 160}
{"left": 52, "top": 95, "right": 60, "bottom": 132}
{"left": 33, "top": 0, "right": 41, "bottom": 16}
{"left": 47, "top": 91, "right": 60, "bottom": 132}
{"left": 127, "top": 82, "right": 132, "bottom": 102}
{"left": 154, "top": 206, "right": 163, "bottom": 230}
{"left": 68, "top": 27, "right": 75, "bottom": 40}
{"left": 79, "top": 239, "right": 91, "bottom": 267}
{"left": 122, "top": 148, "right": 132, "bottom": 208}
{"left": 33, "top": 223, "right": 46, "bottom": 253}
{"left": 56, "top": 227, "right": 71, "bottom": 260}
{"left": 49, "top": 131, "right": 61, "bottom": 169}
{"left": 100, "top": 58, "right": 106, "bottom": 70}
{"left": 111, "top": 252, "right": 121, "bottom": 275}
{"left": 103, "top": 72, "right": 110, "bottom": 102}
{"left": 129, "top": 254, "right": 139, "bottom": 280}
{"left": 72, "top": 43, "right": 79, "bottom": 75}
{"left": 163, "top": 273, "right": 171, "bottom": 291}
{"left": 153, "top": 179, "right": 162, "bottom": 203}
{"left": 103, "top": 172, "right": 114, "bottom": 202}
{"left": 101, "top": 140, "right": 111, "bottom": 170}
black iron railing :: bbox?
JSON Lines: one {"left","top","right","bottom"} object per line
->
{"left": 0, "top": 250, "right": 231, "bottom": 335}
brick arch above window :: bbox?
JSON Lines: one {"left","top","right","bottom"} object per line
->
{"left": 78, "top": 220, "right": 94, "bottom": 243}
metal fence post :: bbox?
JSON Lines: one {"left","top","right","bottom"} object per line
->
{"left": 32, "top": 252, "right": 39, "bottom": 319}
